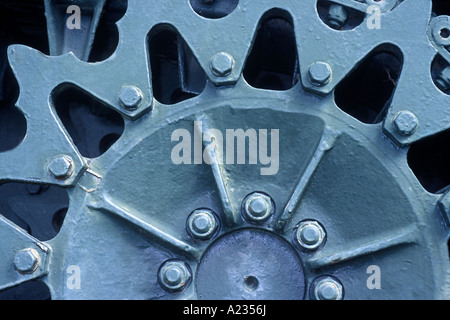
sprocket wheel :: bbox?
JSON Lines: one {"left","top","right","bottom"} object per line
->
{"left": 0, "top": 0, "right": 449, "bottom": 300}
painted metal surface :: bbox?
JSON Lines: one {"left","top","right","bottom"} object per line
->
{"left": 0, "top": 0, "right": 449, "bottom": 300}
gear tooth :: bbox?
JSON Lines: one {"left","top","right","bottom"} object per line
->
{"left": 7, "top": 45, "right": 48, "bottom": 80}
{"left": 7, "top": 44, "right": 45, "bottom": 62}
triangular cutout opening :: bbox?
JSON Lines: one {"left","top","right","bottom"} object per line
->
{"left": 408, "top": 128, "right": 450, "bottom": 194}
{"left": 88, "top": 0, "right": 128, "bottom": 62}
{"left": 433, "top": 0, "right": 450, "bottom": 16}
{"left": 0, "top": 280, "right": 51, "bottom": 300}
{"left": 244, "top": 10, "right": 299, "bottom": 91}
{"left": 334, "top": 45, "right": 403, "bottom": 124}
{"left": 52, "top": 85, "right": 124, "bottom": 158}
{"left": 148, "top": 25, "right": 207, "bottom": 105}
{"left": 0, "top": 182, "right": 69, "bottom": 241}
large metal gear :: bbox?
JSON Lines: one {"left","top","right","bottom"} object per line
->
{"left": 0, "top": 0, "right": 449, "bottom": 300}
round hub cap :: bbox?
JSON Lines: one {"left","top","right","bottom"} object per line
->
{"left": 196, "top": 229, "right": 305, "bottom": 299}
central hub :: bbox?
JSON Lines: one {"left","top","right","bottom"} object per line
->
{"left": 195, "top": 229, "right": 305, "bottom": 300}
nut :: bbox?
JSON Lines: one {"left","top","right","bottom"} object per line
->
{"left": 327, "top": 4, "right": 349, "bottom": 29}
{"left": 393, "top": 110, "right": 418, "bottom": 136}
{"left": 243, "top": 192, "right": 274, "bottom": 223}
{"left": 308, "top": 61, "right": 332, "bottom": 87}
{"left": 119, "top": 86, "right": 143, "bottom": 110}
{"left": 295, "top": 220, "right": 326, "bottom": 251}
{"left": 48, "top": 155, "right": 73, "bottom": 179}
{"left": 210, "top": 52, "right": 234, "bottom": 77}
{"left": 435, "top": 66, "right": 450, "bottom": 92}
{"left": 312, "top": 277, "right": 344, "bottom": 300}
{"left": 158, "top": 261, "right": 191, "bottom": 291}
{"left": 187, "top": 209, "right": 218, "bottom": 240}
{"left": 14, "top": 248, "right": 40, "bottom": 274}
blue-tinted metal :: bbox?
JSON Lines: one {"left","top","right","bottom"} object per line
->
{"left": 0, "top": 0, "right": 448, "bottom": 300}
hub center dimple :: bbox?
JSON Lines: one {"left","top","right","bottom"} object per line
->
{"left": 243, "top": 276, "right": 259, "bottom": 292}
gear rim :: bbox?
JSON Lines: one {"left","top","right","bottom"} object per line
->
{"left": 0, "top": 0, "right": 448, "bottom": 300}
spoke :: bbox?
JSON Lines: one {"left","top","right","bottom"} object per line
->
{"left": 195, "top": 117, "right": 240, "bottom": 227}
{"left": 271, "top": 127, "right": 340, "bottom": 231}
{"left": 44, "top": 0, "right": 107, "bottom": 61}
{"left": 307, "top": 226, "right": 418, "bottom": 270}
{"left": 89, "top": 195, "right": 200, "bottom": 259}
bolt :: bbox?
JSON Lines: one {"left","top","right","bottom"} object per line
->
{"left": 48, "top": 155, "right": 73, "bottom": 179}
{"left": 243, "top": 192, "right": 274, "bottom": 223}
{"left": 210, "top": 52, "right": 234, "bottom": 77}
{"left": 327, "top": 4, "right": 349, "bottom": 29}
{"left": 308, "top": 61, "right": 332, "bottom": 87}
{"left": 14, "top": 248, "right": 40, "bottom": 274}
{"left": 296, "top": 220, "right": 326, "bottom": 251}
{"left": 187, "top": 209, "right": 218, "bottom": 240}
{"left": 158, "top": 261, "right": 191, "bottom": 291}
{"left": 435, "top": 66, "right": 450, "bottom": 92}
{"left": 119, "top": 86, "right": 143, "bottom": 110}
{"left": 312, "top": 277, "right": 344, "bottom": 300}
{"left": 393, "top": 110, "right": 418, "bottom": 136}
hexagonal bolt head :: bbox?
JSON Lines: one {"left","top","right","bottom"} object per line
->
{"left": 119, "top": 86, "right": 143, "bottom": 110}
{"left": 14, "top": 248, "right": 40, "bottom": 274}
{"left": 158, "top": 261, "right": 191, "bottom": 292}
{"left": 295, "top": 220, "right": 326, "bottom": 251}
{"left": 312, "top": 277, "right": 344, "bottom": 300}
{"left": 393, "top": 110, "right": 418, "bottom": 136}
{"left": 327, "top": 4, "right": 349, "bottom": 29}
{"left": 48, "top": 155, "right": 73, "bottom": 179}
{"left": 187, "top": 209, "right": 219, "bottom": 240}
{"left": 243, "top": 192, "right": 274, "bottom": 223}
{"left": 308, "top": 61, "right": 332, "bottom": 87}
{"left": 210, "top": 52, "right": 234, "bottom": 77}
